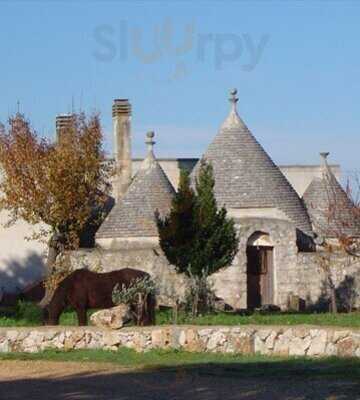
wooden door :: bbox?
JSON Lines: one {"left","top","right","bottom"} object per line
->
{"left": 247, "top": 246, "right": 274, "bottom": 309}
{"left": 246, "top": 246, "right": 262, "bottom": 309}
{"left": 260, "top": 247, "right": 274, "bottom": 305}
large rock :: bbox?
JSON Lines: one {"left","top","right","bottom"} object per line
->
{"left": 307, "top": 330, "right": 327, "bottom": 356}
{"left": 90, "top": 305, "right": 131, "bottom": 330}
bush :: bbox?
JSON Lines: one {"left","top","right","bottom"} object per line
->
{"left": 185, "top": 272, "right": 216, "bottom": 317}
{"left": 15, "top": 301, "right": 43, "bottom": 324}
{"left": 112, "top": 276, "right": 156, "bottom": 305}
{"left": 112, "top": 276, "right": 156, "bottom": 325}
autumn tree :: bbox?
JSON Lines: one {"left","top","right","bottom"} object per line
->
{"left": 0, "top": 112, "right": 111, "bottom": 303}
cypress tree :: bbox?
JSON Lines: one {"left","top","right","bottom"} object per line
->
{"left": 191, "top": 160, "right": 239, "bottom": 276}
{"left": 156, "top": 169, "right": 197, "bottom": 273}
{"left": 157, "top": 160, "right": 238, "bottom": 278}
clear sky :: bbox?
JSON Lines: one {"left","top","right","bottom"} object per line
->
{"left": 1, "top": 0, "right": 359, "bottom": 175}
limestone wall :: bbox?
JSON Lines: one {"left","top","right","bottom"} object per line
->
{"left": 296, "top": 252, "right": 360, "bottom": 310}
{"left": 70, "top": 246, "right": 189, "bottom": 307}
{"left": 209, "top": 218, "right": 298, "bottom": 310}
{"left": 0, "top": 211, "right": 47, "bottom": 292}
{"left": 71, "top": 219, "right": 360, "bottom": 311}
{"left": 70, "top": 218, "right": 299, "bottom": 310}
{"left": 1, "top": 325, "right": 359, "bottom": 357}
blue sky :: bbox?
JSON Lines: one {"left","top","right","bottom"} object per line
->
{"left": 0, "top": 0, "right": 359, "bottom": 175}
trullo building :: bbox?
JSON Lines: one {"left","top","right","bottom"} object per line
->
{"left": 1, "top": 91, "right": 359, "bottom": 311}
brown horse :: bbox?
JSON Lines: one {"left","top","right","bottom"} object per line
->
{"left": 0, "top": 280, "right": 45, "bottom": 307}
{"left": 43, "top": 268, "right": 155, "bottom": 326}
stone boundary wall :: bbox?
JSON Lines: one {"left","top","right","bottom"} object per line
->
{"left": 297, "top": 252, "right": 360, "bottom": 309}
{"left": 1, "top": 325, "right": 360, "bottom": 358}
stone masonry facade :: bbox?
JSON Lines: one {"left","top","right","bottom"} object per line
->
{"left": 209, "top": 217, "right": 299, "bottom": 310}
{"left": 1, "top": 325, "right": 360, "bottom": 358}
{"left": 70, "top": 244, "right": 189, "bottom": 308}
{"left": 297, "top": 252, "right": 360, "bottom": 309}
{"left": 71, "top": 218, "right": 360, "bottom": 311}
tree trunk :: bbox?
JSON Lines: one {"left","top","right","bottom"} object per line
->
{"left": 192, "top": 291, "right": 199, "bottom": 318}
{"left": 46, "top": 240, "right": 59, "bottom": 274}
{"left": 328, "top": 276, "right": 338, "bottom": 314}
{"left": 172, "top": 300, "right": 178, "bottom": 325}
{"left": 38, "top": 234, "right": 62, "bottom": 309}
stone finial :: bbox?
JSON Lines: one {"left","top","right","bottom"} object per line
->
{"left": 320, "top": 152, "right": 330, "bottom": 163}
{"left": 141, "top": 131, "right": 156, "bottom": 170}
{"left": 229, "top": 88, "right": 239, "bottom": 105}
{"left": 146, "top": 131, "right": 155, "bottom": 153}
{"left": 320, "top": 152, "right": 331, "bottom": 177}
{"left": 221, "top": 88, "right": 242, "bottom": 129}
{"left": 320, "top": 152, "right": 330, "bottom": 169}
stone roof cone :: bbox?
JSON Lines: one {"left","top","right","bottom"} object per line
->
{"left": 302, "top": 152, "right": 360, "bottom": 238}
{"left": 192, "top": 89, "right": 313, "bottom": 236}
{"left": 96, "top": 131, "right": 175, "bottom": 240}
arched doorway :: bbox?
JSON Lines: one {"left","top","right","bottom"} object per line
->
{"left": 246, "top": 232, "right": 274, "bottom": 309}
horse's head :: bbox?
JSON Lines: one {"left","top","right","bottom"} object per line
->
{"left": 43, "top": 286, "right": 67, "bottom": 325}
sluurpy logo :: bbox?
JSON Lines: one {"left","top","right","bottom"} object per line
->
{"left": 92, "top": 18, "right": 270, "bottom": 81}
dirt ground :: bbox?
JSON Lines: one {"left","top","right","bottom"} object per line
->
{"left": 0, "top": 360, "right": 359, "bottom": 400}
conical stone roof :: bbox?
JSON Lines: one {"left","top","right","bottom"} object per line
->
{"left": 96, "top": 132, "right": 175, "bottom": 239}
{"left": 302, "top": 153, "right": 360, "bottom": 238}
{"left": 192, "top": 89, "right": 313, "bottom": 236}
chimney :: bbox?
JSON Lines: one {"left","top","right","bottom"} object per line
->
{"left": 113, "top": 99, "right": 132, "bottom": 201}
{"left": 56, "top": 114, "right": 74, "bottom": 142}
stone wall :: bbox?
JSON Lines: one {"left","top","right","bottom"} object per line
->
{"left": 70, "top": 245, "right": 189, "bottom": 307}
{"left": 296, "top": 252, "right": 360, "bottom": 310}
{"left": 71, "top": 217, "right": 300, "bottom": 310}
{"left": 1, "top": 325, "right": 360, "bottom": 358}
{"left": 70, "top": 218, "right": 360, "bottom": 311}
{"left": 210, "top": 217, "right": 299, "bottom": 309}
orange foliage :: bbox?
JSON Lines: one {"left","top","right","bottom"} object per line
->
{"left": 0, "top": 112, "right": 112, "bottom": 252}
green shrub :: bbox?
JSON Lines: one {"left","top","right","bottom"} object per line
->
{"left": 112, "top": 276, "right": 156, "bottom": 305}
{"left": 16, "top": 301, "right": 43, "bottom": 324}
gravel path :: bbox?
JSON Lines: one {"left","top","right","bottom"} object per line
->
{"left": 0, "top": 360, "right": 359, "bottom": 400}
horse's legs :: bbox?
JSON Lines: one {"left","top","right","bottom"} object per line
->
{"left": 76, "top": 307, "right": 87, "bottom": 326}
{"left": 42, "top": 308, "right": 49, "bottom": 325}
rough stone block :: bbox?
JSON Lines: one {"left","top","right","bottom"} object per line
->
{"left": 90, "top": 305, "right": 131, "bottom": 330}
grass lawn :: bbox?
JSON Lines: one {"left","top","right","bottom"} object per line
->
{"left": 0, "top": 302, "right": 94, "bottom": 327}
{"left": 0, "top": 302, "right": 360, "bottom": 327}
{"left": 1, "top": 348, "right": 360, "bottom": 380}
{"left": 156, "top": 309, "right": 360, "bottom": 327}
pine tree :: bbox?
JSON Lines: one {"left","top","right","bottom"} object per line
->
{"left": 156, "top": 169, "right": 197, "bottom": 273}
{"left": 157, "top": 160, "right": 238, "bottom": 315}
{"left": 191, "top": 160, "right": 239, "bottom": 276}
{"left": 157, "top": 160, "right": 239, "bottom": 278}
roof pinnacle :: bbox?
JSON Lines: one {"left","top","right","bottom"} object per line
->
{"left": 320, "top": 152, "right": 330, "bottom": 163}
{"left": 221, "top": 88, "right": 243, "bottom": 130}
{"left": 146, "top": 131, "right": 155, "bottom": 154}
{"left": 320, "top": 152, "right": 330, "bottom": 174}
{"left": 229, "top": 88, "right": 238, "bottom": 105}
{"left": 141, "top": 131, "right": 156, "bottom": 170}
